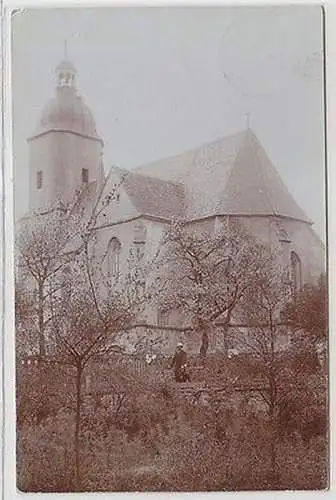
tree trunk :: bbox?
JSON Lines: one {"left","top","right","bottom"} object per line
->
{"left": 268, "top": 371, "right": 279, "bottom": 487}
{"left": 269, "top": 409, "right": 279, "bottom": 488}
{"left": 38, "top": 281, "right": 46, "bottom": 359}
{"left": 222, "top": 325, "right": 229, "bottom": 358}
{"left": 74, "top": 362, "right": 83, "bottom": 490}
{"left": 199, "top": 330, "right": 209, "bottom": 364}
{"left": 222, "top": 313, "right": 231, "bottom": 358}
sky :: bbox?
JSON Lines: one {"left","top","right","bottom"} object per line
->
{"left": 11, "top": 6, "right": 326, "bottom": 239}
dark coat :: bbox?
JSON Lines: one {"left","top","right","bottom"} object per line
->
{"left": 171, "top": 349, "right": 187, "bottom": 371}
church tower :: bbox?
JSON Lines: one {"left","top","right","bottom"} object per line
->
{"left": 27, "top": 56, "right": 104, "bottom": 211}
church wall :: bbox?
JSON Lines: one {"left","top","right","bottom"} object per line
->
{"left": 56, "top": 132, "right": 102, "bottom": 201}
{"left": 209, "top": 214, "right": 277, "bottom": 246}
{"left": 29, "top": 131, "right": 102, "bottom": 211}
{"left": 215, "top": 214, "right": 325, "bottom": 284}
{"left": 243, "top": 215, "right": 325, "bottom": 282}
{"left": 29, "top": 133, "right": 63, "bottom": 210}
{"left": 91, "top": 211, "right": 324, "bottom": 356}
{"left": 94, "top": 220, "right": 136, "bottom": 279}
{"left": 240, "top": 216, "right": 276, "bottom": 245}
{"left": 186, "top": 218, "right": 216, "bottom": 237}
{"left": 94, "top": 218, "right": 166, "bottom": 272}
{"left": 97, "top": 171, "right": 139, "bottom": 224}
{"left": 142, "top": 219, "right": 167, "bottom": 262}
{"left": 282, "top": 219, "right": 325, "bottom": 283}
{"left": 94, "top": 216, "right": 167, "bottom": 320}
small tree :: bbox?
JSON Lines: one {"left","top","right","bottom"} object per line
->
{"left": 15, "top": 170, "right": 121, "bottom": 359}
{"left": 283, "top": 273, "right": 327, "bottom": 366}
{"left": 48, "top": 256, "right": 134, "bottom": 489}
{"left": 234, "top": 257, "right": 292, "bottom": 484}
{"left": 15, "top": 172, "right": 139, "bottom": 489}
{"left": 16, "top": 208, "right": 77, "bottom": 358}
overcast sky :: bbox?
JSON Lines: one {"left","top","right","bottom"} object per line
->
{"left": 12, "top": 6, "right": 326, "bottom": 239}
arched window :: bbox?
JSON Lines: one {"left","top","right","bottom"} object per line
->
{"left": 36, "top": 170, "right": 43, "bottom": 189}
{"left": 107, "top": 237, "right": 121, "bottom": 278}
{"left": 135, "top": 242, "right": 145, "bottom": 260}
{"left": 82, "top": 168, "right": 89, "bottom": 184}
{"left": 133, "top": 221, "right": 147, "bottom": 260}
{"left": 276, "top": 219, "right": 291, "bottom": 244}
{"left": 290, "top": 251, "right": 302, "bottom": 296}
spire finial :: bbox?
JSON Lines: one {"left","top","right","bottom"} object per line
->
{"left": 245, "top": 111, "right": 251, "bottom": 129}
{"left": 56, "top": 42, "right": 76, "bottom": 89}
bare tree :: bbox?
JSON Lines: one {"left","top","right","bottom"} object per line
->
{"left": 48, "top": 252, "right": 134, "bottom": 489}
{"left": 15, "top": 171, "right": 120, "bottom": 359}
{"left": 15, "top": 172, "right": 140, "bottom": 488}
{"left": 16, "top": 208, "right": 77, "bottom": 358}
{"left": 154, "top": 219, "right": 272, "bottom": 362}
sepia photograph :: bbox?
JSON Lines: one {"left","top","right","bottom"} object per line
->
{"left": 11, "top": 5, "right": 328, "bottom": 492}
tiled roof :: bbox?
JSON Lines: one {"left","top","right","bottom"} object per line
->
{"left": 116, "top": 168, "right": 185, "bottom": 219}
{"left": 134, "top": 129, "right": 311, "bottom": 223}
{"left": 217, "top": 130, "right": 310, "bottom": 221}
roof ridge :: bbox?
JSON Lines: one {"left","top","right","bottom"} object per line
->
{"left": 213, "top": 130, "right": 248, "bottom": 211}
{"left": 117, "top": 165, "right": 186, "bottom": 190}
{"left": 251, "top": 132, "right": 277, "bottom": 215}
{"left": 134, "top": 129, "right": 247, "bottom": 172}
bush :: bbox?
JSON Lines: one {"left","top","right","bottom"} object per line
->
{"left": 17, "top": 355, "right": 328, "bottom": 491}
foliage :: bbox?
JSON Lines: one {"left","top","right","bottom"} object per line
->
{"left": 283, "top": 274, "right": 328, "bottom": 350}
{"left": 17, "top": 357, "right": 328, "bottom": 492}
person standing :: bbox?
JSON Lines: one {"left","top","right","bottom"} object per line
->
{"left": 170, "top": 342, "right": 190, "bottom": 382}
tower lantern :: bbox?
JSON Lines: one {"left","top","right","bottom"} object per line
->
{"left": 56, "top": 41, "right": 77, "bottom": 88}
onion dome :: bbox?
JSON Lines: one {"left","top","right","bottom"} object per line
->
{"left": 34, "top": 58, "right": 102, "bottom": 141}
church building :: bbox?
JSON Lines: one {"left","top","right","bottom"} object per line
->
{"left": 26, "top": 58, "right": 325, "bottom": 354}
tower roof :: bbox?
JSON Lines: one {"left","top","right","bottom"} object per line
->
{"left": 36, "top": 90, "right": 100, "bottom": 139}
{"left": 55, "top": 59, "right": 77, "bottom": 73}
{"left": 135, "top": 129, "right": 311, "bottom": 223}
{"left": 30, "top": 59, "right": 102, "bottom": 142}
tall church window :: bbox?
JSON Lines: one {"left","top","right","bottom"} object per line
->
{"left": 158, "top": 309, "right": 170, "bottom": 328}
{"left": 290, "top": 251, "right": 302, "bottom": 296}
{"left": 276, "top": 219, "right": 291, "bottom": 244}
{"left": 135, "top": 242, "right": 145, "bottom": 260}
{"left": 82, "top": 168, "right": 89, "bottom": 184}
{"left": 36, "top": 171, "right": 43, "bottom": 190}
{"left": 107, "top": 237, "right": 121, "bottom": 278}
{"left": 133, "top": 221, "right": 146, "bottom": 260}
